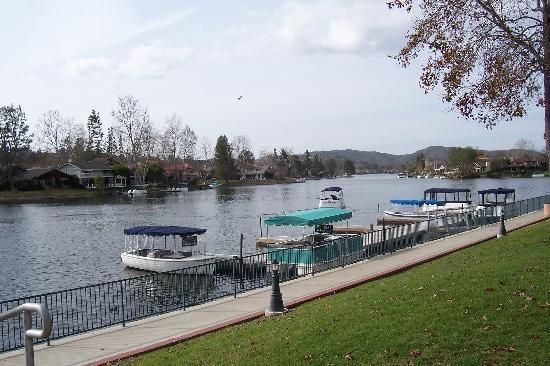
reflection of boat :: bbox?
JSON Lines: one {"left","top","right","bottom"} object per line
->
{"left": 319, "top": 187, "right": 345, "bottom": 209}
{"left": 476, "top": 188, "right": 515, "bottom": 216}
{"left": 121, "top": 226, "right": 228, "bottom": 273}
{"left": 128, "top": 185, "right": 148, "bottom": 195}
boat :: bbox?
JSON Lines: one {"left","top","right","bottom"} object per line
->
{"left": 397, "top": 172, "right": 408, "bottom": 178}
{"left": 383, "top": 199, "right": 445, "bottom": 221}
{"left": 319, "top": 187, "right": 345, "bottom": 209}
{"left": 294, "top": 177, "right": 307, "bottom": 183}
{"left": 532, "top": 173, "right": 545, "bottom": 178}
{"left": 384, "top": 188, "right": 473, "bottom": 220}
{"left": 128, "top": 185, "right": 148, "bottom": 195}
{"left": 209, "top": 180, "right": 220, "bottom": 188}
{"left": 169, "top": 183, "right": 188, "bottom": 192}
{"left": 476, "top": 188, "right": 515, "bottom": 216}
{"left": 423, "top": 188, "right": 474, "bottom": 212}
{"left": 121, "top": 226, "right": 229, "bottom": 273}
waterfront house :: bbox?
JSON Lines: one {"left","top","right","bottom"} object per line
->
{"left": 240, "top": 168, "right": 267, "bottom": 180}
{"left": 13, "top": 168, "right": 80, "bottom": 190}
{"left": 58, "top": 160, "right": 114, "bottom": 188}
{"left": 163, "top": 162, "right": 199, "bottom": 182}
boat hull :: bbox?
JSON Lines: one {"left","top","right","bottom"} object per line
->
{"left": 319, "top": 199, "right": 345, "bottom": 209}
{"left": 121, "top": 252, "right": 220, "bottom": 273}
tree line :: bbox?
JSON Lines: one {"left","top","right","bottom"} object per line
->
{"left": 0, "top": 97, "right": 357, "bottom": 190}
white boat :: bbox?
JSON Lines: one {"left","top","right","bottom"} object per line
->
{"left": 294, "top": 177, "right": 307, "bottom": 183}
{"left": 169, "top": 183, "right": 188, "bottom": 192}
{"left": 121, "top": 226, "right": 229, "bottom": 273}
{"left": 319, "top": 187, "right": 345, "bottom": 209}
{"left": 532, "top": 173, "right": 545, "bottom": 178}
{"left": 128, "top": 185, "right": 148, "bottom": 195}
{"left": 385, "top": 188, "right": 474, "bottom": 219}
{"left": 476, "top": 188, "right": 515, "bottom": 216}
{"left": 397, "top": 172, "right": 408, "bottom": 178}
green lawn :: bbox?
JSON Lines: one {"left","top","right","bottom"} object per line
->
{"left": 120, "top": 221, "right": 549, "bottom": 366}
{"left": 0, "top": 188, "right": 95, "bottom": 203}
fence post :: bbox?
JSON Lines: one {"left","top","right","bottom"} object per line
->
{"left": 119, "top": 281, "right": 126, "bottom": 327}
{"left": 233, "top": 258, "right": 237, "bottom": 298}
{"left": 311, "top": 246, "right": 315, "bottom": 276}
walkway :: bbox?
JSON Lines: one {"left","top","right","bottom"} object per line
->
{"left": 1, "top": 211, "right": 547, "bottom": 366}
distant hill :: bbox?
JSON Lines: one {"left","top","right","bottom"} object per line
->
{"left": 312, "top": 146, "right": 544, "bottom": 169}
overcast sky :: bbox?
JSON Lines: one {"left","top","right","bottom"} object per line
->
{"left": 0, "top": 0, "right": 545, "bottom": 155}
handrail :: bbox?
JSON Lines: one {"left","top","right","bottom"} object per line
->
{"left": 0, "top": 303, "right": 52, "bottom": 366}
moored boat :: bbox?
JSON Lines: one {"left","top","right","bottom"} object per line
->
{"left": 476, "top": 188, "right": 515, "bottom": 216}
{"left": 319, "top": 187, "right": 346, "bottom": 209}
{"left": 121, "top": 226, "right": 230, "bottom": 273}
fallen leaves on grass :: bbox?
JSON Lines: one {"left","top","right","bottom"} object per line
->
{"left": 409, "top": 349, "right": 422, "bottom": 358}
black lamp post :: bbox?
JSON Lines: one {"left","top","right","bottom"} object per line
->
{"left": 265, "top": 260, "right": 286, "bottom": 317}
{"left": 497, "top": 209, "right": 507, "bottom": 238}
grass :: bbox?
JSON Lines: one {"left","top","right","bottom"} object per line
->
{"left": 0, "top": 188, "right": 96, "bottom": 203}
{"left": 119, "top": 221, "right": 549, "bottom": 366}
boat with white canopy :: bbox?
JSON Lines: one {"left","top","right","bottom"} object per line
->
{"left": 121, "top": 226, "right": 229, "bottom": 273}
{"left": 319, "top": 187, "right": 345, "bottom": 209}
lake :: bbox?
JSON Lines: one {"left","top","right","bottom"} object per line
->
{"left": 1, "top": 174, "right": 548, "bottom": 300}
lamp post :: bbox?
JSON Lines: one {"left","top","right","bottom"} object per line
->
{"left": 497, "top": 209, "right": 507, "bottom": 238}
{"left": 265, "top": 260, "right": 286, "bottom": 317}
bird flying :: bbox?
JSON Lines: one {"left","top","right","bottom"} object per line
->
{"left": 237, "top": 96, "right": 243, "bottom": 100}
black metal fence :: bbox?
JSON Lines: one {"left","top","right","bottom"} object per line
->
{"left": 1, "top": 195, "right": 548, "bottom": 353}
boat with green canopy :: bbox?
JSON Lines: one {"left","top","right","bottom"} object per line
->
{"left": 259, "top": 207, "right": 362, "bottom": 273}
{"left": 264, "top": 207, "right": 352, "bottom": 227}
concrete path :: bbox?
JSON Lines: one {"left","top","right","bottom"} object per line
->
{"left": 1, "top": 211, "right": 547, "bottom": 366}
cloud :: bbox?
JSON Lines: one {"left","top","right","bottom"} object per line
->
{"left": 65, "top": 57, "right": 114, "bottom": 76}
{"left": 64, "top": 44, "right": 193, "bottom": 79}
{"left": 119, "top": 44, "right": 194, "bottom": 78}
{"left": 276, "top": 0, "right": 409, "bottom": 56}
{"left": 131, "top": 8, "right": 196, "bottom": 39}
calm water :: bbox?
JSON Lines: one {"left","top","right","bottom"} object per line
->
{"left": 1, "top": 174, "right": 548, "bottom": 300}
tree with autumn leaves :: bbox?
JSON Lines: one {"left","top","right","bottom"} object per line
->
{"left": 389, "top": 0, "right": 550, "bottom": 169}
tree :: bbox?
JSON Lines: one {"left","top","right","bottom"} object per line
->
{"left": 324, "top": 158, "right": 337, "bottom": 177}
{"left": 161, "top": 114, "right": 184, "bottom": 167}
{"left": 289, "top": 154, "right": 304, "bottom": 178}
{"left": 389, "top": 0, "right": 550, "bottom": 166}
{"left": 515, "top": 138, "right": 536, "bottom": 160}
{"left": 448, "top": 146, "right": 479, "bottom": 176}
{"left": 311, "top": 154, "right": 324, "bottom": 177}
{"left": 231, "top": 135, "right": 252, "bottom": 174}
{"left": 181, "top": 124, "right": 197, "bottom": 163}
{"left": 303, "top": 150, "right": 312, "bottom": 177}
{"left": 415, "top": 152, "right": 426, "bottom": 172}
{"left": 36, "top": 110, "right": 66, "bottom": 155}
{"left": 112, "top": 95, "right": 153, "bottom": 184}
{"left": 0, "top": 105, "right": 32, "bottom": 190}
{"left": 198, "top": 136, "right": 212, "bottom": 175}
{"left": 343, "top": 159, "right": 356, "bottom": 175}
{"left": 213, "top": 135, "right": 235, "bottom": 181}
{"left": 86, "top": 110, "right": 103, "bottom": 157}
{"left": 105, "top": 127, "right": 117, "bottom": 160}
{"left": 238, "top": 149, "right": 255, "bottom": 174}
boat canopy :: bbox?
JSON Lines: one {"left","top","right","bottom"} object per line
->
{"left": 123, "top": 226, "right": 206, "bottom": 236}
{"left": 424, "top": 188, "right": 470, "bottom": 194}
{"left": 321, "top": 187, "right": 342, "bottom": 192}
{"left": 478, "top": 188, "right": 515, "bottom": 195}
{"left": 264, "top": 207, "right": 352, "bottom": 227}
{"left": 390, "top": 199, "right": 443, "bottom": 206}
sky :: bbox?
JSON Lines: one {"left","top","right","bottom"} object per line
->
{"left": 0, "top": 0, "right": 545, "bottom": 156}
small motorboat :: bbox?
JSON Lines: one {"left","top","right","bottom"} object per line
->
{"left": 121, "top": 226, "right": 230, "bottom": 273}
{"left": 319, "top": 187, "right": 345, "bottom": 209}
{"left": 128, "top": 185, "right": 148, "bottom": 195}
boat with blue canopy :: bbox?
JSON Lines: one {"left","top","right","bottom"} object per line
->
{"left": 121, "top": 225, "right": 230, "bottom": 273}
{"left": 476, "top": 188, "right": 515, "bottom": 216}
{"left": 384, "top": 199, "right": 445, "bottom": 220}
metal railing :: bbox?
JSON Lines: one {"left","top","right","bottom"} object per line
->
{"left": 0, "top": 303, "right": 52, "bottom": 365}
{"left": 1, "top": 194, "right": 548, "bottom": 353}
